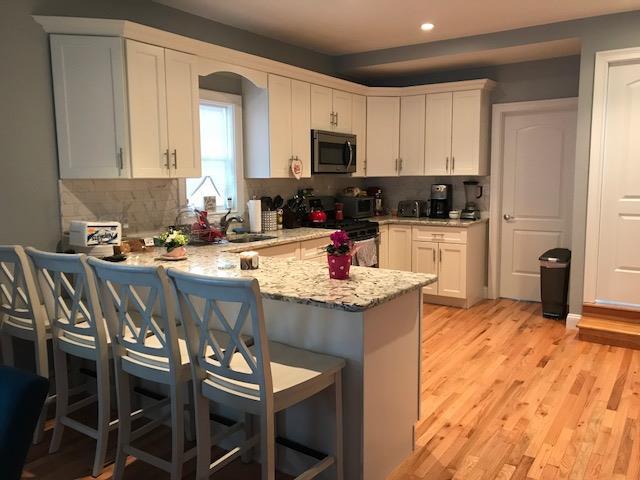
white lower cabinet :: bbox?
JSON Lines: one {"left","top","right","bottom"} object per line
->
{"left": 411, "top": 241, "right": 438, "bottom": 295}
{"left": 387, "top": 225, "right": 412, "bottom": 271}
{"left": 378, "top": 225, "right": 389, "bottom": 269}
{"left": 249, "top": 236, "right": 331, "bottom": 262}
{"left": 254, "top": 242, "right": 301, "bottom": 260}
{"left": 435, "top": 243, "right": 467, "bottom": 299}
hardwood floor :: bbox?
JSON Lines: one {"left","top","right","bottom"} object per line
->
{"left": 390, "top": 299, "right": 640, "bottom": 480}
{"left": 23, "top": 299, "right": 640, "bottom": 479}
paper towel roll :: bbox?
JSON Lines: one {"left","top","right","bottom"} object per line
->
{"left": 247, "top": 199, "right": 262, "bottom": 233}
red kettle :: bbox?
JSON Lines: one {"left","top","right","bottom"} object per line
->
{"left": 308, "top": 207, "right": 327, "bottom": 223}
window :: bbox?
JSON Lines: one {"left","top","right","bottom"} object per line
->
{"left": 185, "top": 90, "right": 243, "bottom": 213}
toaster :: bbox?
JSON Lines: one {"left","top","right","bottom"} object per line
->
{"left": 397, "top": 200, "right": 429, "bottom": 218}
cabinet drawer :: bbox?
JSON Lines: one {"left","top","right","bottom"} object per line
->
{"left": 299, "top": 237, "right": 330, "bottom": 261}
{"left": 412, "top": 226, "right": 467, "bottom": 244}
{"left": 255, "top": 243, "right": 301, "bottom": 260}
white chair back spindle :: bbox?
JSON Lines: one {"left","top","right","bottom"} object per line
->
{"left": 26, "top": 249, "right": 108, "bottom": 358}
{"left": 88, "top": 259, "right": 182, "bottom": 382}
{"left": 167, "top": 269, "right": 273, "bottom": 404}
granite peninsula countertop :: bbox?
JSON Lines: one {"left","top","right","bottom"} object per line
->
{"left": 222, "top": 227, "right": 337, "bottom": 252}
{"left": 123, "top": 243, "right": 435, "bottom": 312}
{"left": 371, "top": 216, "right": 488, "bottom": 227}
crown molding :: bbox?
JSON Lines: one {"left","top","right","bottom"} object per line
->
{"left": 33, "top": 15, "right": 495, "bottom": 96}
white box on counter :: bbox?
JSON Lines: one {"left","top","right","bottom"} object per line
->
{"left": 69, "top": 221, "right": 122, "bottom": 247}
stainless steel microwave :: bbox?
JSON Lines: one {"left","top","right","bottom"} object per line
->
{"left": 311, "top": 130, "right": 357, "bottom": 174}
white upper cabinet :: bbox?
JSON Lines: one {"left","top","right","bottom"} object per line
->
{"left": 244, "top": 74, "right": 311, "bottom": 178}
{"left": 366, "top": 96, "right": 400, "bottom": 177}
{"left": 50, "top": 35, "right": 130, "bottom": 179}
{"left": 311, "top": 85, "right": 352, "bottom": 133}
{"left": 164, "top": 49, "right": 201, "bottom": 178}
{"left": 425, "top": 89, "right": 489, "bottom": 176}
{"left": 399, "top": 95, "right": 426, "bottom": 176}
{"left": 51, "top": 35, "right": 201, "bottom": 179}
{"left": 351, "top": 94, "right": 367, "bottom": 177}
{"left": 126, "top": 40, "right": 169, "bottom": 178}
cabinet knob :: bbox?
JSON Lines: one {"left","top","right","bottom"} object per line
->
{"left": 503, "top": 213, "right": 514, "bottom": 221}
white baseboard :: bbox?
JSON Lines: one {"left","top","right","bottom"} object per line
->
{"left": 566, "top": 313, "right": 582, "bottom": 331}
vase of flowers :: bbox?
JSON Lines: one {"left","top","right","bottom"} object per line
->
{"left": 326, "top": 230, "right": 353, "bottom": 280}
{"left": 158, "top": 229, "right": 189, "bottom": 259}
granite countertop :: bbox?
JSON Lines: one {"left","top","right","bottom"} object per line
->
{"left": 371, "top": 216, "right": 488, "bottom": 227}
{"left": 123, "top": 240, "right": 435, "bottom": 313}
{"left": 222, "top": 227, "right": 337, "bottom": 252}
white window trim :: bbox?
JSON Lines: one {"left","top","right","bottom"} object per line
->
{"left": 179, "top": 89, "right": 245, "bottom": 217}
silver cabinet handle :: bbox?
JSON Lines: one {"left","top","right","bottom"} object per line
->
{"left": 439, "top": 249, "right": 442, "bottom": 263}
{"left": 335, "top": 111, "right": 338, "bottom": 126}
{"left": 503, "top": 214, "right": 514, "bottom": 221}
{"left": 172, "top": 149, "right": 178, "bottom": 169}
{"left": 452, "top": 156, "right": 455, "bottom": 173}
{"left": 330, "top": 112, "right": 335, "bottom": 126}
{"left": 395, "top": 158, "right": 398, "bottom": 171}
{"left": 399, "top": 158, "right": 403, "bottom": 172}
{"left": 432, "top": 249, "right": 435, "bottom": 263}
{"left": 346, "top": 141, "right": 353, "bottom": 171}
{"left": 445, "top": 156, "right": 449, "bottom": 173}
{"left": 163, "top": 149, "right": 170, "bottom": 169}
{"left": 118, "top": 147, "right": 124, "bottom": 171}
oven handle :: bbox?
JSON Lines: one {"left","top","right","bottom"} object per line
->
{"left": 346, "top": 140, "right": 353, "bottom": 171}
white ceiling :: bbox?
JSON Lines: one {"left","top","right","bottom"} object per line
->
{"left": 350, "top": 39, "right": 582, "bottom": 78}
{"left": 154, "top": 0, "right": 640, "bottom": 55}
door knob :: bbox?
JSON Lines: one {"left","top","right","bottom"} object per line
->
{"left": 503, "top": 213, "right": 513, "bottom": 221}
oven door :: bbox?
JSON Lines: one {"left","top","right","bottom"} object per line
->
{"left": 312, "top": 130, "right": 357, "bottom": 173}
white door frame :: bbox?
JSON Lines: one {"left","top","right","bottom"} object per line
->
{"left": 584, "top": 46, "right": 640, "bottom": 304}
{"left": 488, "top": 97, "right": 579, "bottom": 299}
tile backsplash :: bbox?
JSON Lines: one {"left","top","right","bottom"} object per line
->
{"left": 59, "top": 179, "right": 180, "bottom": 236}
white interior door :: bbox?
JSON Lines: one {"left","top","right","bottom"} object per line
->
{"left": 499, "top": 103, "right": 577, "bottom": 301}
{"left": 595, "top": 62, "right": 640, "bottom": 306}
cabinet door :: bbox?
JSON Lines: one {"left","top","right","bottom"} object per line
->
{"left": 387, "top": 225, "right": 412, "bottom": 271}
{"left": 126, "top": 40, "right": 170, "bottom": 178}
{"left": 291, "top": 79, "right": 311, "bottom": 178}
{"left": 366, "top": 97, "right": 400, "bottom": 177}
{"left": 438, "top": 243, "right": 467, "bottom": 298}
{"left": 165, "top": 49, "right": 201, "bottom": 178}
{"left": 351, "top": 94, "right": 367, "bottom": 177}
{"left": 451, "top": 90, "right": 482, "bottom": 175}
{"left": 51, "top": 35, "right": 130, "bottom": 179}
{"left": 299, "top": 237, "right": 329, "bottom": 261}
{"left": 399, "top": 95, "right": 426, "bottom": 176}
{"left": 378, "top": 225, "right": 389, "bottom": 268}
{"left": 332, "top": 90, "right": 352, "bottom": 133}
{"left": 256, "top": 243, "right": 301, "bottom": 260}
{"left": 310, "top": 84, "right": 333, "bottom": 131}
{"left": 425, "top": 92, "right": 452, "bottom": 176}
{"left": 268, "top": 74, "right": 293, "bottom": 178}
{"left": 411, "top": 241, "right": 438, "bottom": 295}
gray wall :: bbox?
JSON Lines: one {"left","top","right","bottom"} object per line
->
{"left": 0, "top": 0, "right": 335, "bottom": 250}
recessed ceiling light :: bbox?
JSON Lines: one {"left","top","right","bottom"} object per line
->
{"left": 420, "top": 22, "right": 434, "bottom": 31}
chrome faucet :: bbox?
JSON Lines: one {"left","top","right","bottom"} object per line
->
{"left": 219, "top": 209, "right": 245, "bottom": 237}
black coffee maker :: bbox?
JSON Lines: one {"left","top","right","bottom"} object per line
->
{"left": 429, "top": 184, "right": 453, "bottom": 218}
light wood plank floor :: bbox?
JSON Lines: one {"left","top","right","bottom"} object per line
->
{"left": 22, "top": 299, "right": 640, "bottom": 479}
{"left": 391, "top": 299, "right": 640, "bottom": 480}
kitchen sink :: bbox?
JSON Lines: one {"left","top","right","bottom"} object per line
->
{"left": 228, "top": 235, "right": 276, "bottom": 244}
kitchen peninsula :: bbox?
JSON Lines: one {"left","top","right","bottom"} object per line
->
{"left": 123, "top": 238, "right": 436, "bottom": 480}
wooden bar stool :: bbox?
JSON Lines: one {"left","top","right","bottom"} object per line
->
{"left": 26, "top": 248, "right": 118, "bottom": 477}
{"left": 0, "top": 245, "right": 53, "bottom": 444}
{"left": 88, "top": 259, "right": 194, "bottom": 480}
{"left": 167, "top": 269, "right": 345, "bottom": 480}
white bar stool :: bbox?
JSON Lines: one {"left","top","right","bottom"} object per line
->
{"left": 88, "top": 258, "right": 194, "bottom": 480}
{"left": 0, "top": 245, "right": 53, "bottom": 444}
{"left": 26, "top": 248, "right": 118, "bottom": 477}
{"left": 167, "top": 269, "right": 345, "bottom": 480}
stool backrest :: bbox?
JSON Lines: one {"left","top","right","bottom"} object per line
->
{"left": 26, "top": 248, "right": 108, "bottom": 354}
{"left": 167, "top": 269, "right": 273, "bottom": 402}
{"left": 0, "top": 245, "right": 47, "bottom": 338}
{"left": 88, "top": 258, "right": 181, "bottom": 377}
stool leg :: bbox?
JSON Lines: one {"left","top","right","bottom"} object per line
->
{"left": 92, "top": 358, "right": 110, "bottom": 477}
{"left": 169, "top": 384, "right": 185, "bottom": 480}
{"left": 113, "top": 367, "right": 131, "bottom": 480}
{"left": 260, "top": 411, "right": 275, "bottom": 480}
{"left": 1, "top": 334, "right": 14, "bottom": 366}
{"left": 335, "top": 371, "right": 344, "bottom": 480}
{"left": 33, "top": 333, "right": 50, "bottom": 445}
{"left": 193, "top": 385, "right": 211, "bottom": 480}
{"left": 241, "top": 412, "right": 253, "bottom": 463}
{"left": 49, "top": 347, "right": 68, "bottom": 453}
{"left": 185, "top": 381, "right": 196, "bottom": 443}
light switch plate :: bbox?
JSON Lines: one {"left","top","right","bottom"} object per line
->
{"left": 143, "top": 237, "right": 155, "bottom": 247}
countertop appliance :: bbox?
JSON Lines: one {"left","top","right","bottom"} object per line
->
{"left": 397, "top": 200, "right": 429, "bottom": 218}
{"left": 68, "top": 220, "right": 121, "bottom": 257}
{"left": 312, "top": 130, "right": 357, "bottom": 174}
{"left": 336, "top": 195, "right": 374, "bottom": 219}
{"left": 367, "top": 186, "right": 385, "bottom": 216}
{"left": 429, "top": 184, "right": 453, "bottom": 219}
{"left": 461, "top": 180, "right": 483, "bottom": 220}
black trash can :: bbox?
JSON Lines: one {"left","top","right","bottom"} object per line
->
{"left": 539, "top": 248, "right": 571, "bottom": 319}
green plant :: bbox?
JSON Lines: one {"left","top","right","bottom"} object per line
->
{"left": 158, "top": 229, "right": 189, "bottom": 251}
